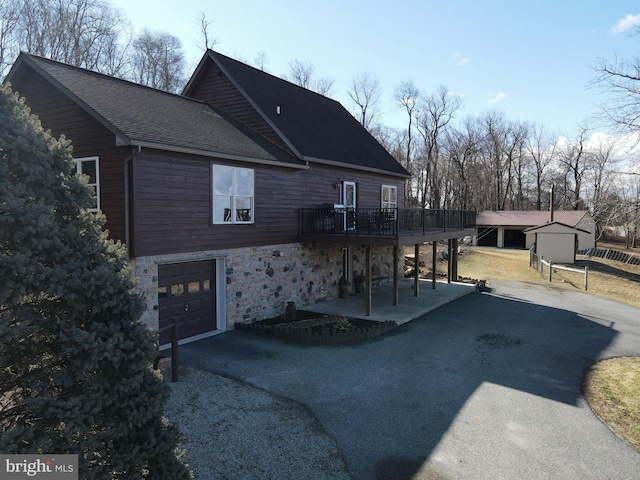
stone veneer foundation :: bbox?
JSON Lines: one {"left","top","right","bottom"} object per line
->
{"left": 132, "top": 242, "right": 399, "bottom": 333}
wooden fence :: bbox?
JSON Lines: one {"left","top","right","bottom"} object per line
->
{"left": 157, "top": 317, "right": 179, "bottom": 382}
{"left": 529, "top": 248, "right": 589, "bottom": 290}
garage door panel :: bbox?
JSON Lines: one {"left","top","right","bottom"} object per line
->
{"left": 504, "top": 229, "right": 526, "bottom": 249}
{"left": 186, "top": 299, "right": 201, "bottom": 312}
{"left": 168, "top": 303, "right": 185, "bottom": 317}
{"left": 158, "top": 260, "right": 217, "bottom": 344}
{"left": 185, "top": 263, "right": 201, "bottom": 275}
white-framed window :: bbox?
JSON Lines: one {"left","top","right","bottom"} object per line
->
{"left": 73, "top": 156, "right": 100, "bottom": 211}
{"left": 382, "top": 185, "right": 397, "bottom": 214}
{"left": 212, "top": 165, "right": 254, "bottom": 224}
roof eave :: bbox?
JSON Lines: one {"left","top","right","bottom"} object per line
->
{"left": 7, "top": 53, "right": 131, "bottom": 145}
{"left": 182, "top": 49, "right": 211, "bottom": 96}
{"left": 125, "top": 138, "right": 309, "bottom": 169}
{"left": 303, "top": 155, "right": 411, "bottom": 179}
{"left": 523, "top": 222, "right": 591, "bottom": 234}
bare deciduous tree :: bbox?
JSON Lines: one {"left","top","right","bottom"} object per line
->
{"left": 506, "top": 121, "right": 529, "bottom": 210}
{"left": 197, "top": 11, "right": 217, "bottom": 51}
{"left": 253, "top": 51, "right": 268, "bottom": 71}
{"left": 442, "top": 117, "right": 483, "bottom": 210}
{"left": 0, "top": 0, "right": 20, "bottom": 76}
{"left": 348, "top": 71, "right": 381, "bottom": 129}
{"left": 526, "top": 123, "right": 558, "bottom": 210}
{"left": 478, "top": 111, "right": 515, "bottom": 210}
{"left": 557, "top": 122, "right": 591, "bottom": 210}
{"left": 614, "top": 175, "right": 640, "bottom": 247}
{"left": 592, "top": 29, "right": 640, "bottom": 134}
{"left": 287, "top": 59, "right": 313, "bottom": 88}
{"left": 286, "top": 59, "right": 334, "bottom": 96}
{"left": 313, "top": 77, "right": 335, "bottom": 97}
{"left": 132, "top": 29, "right": 185, "bottom": 93}
{"left": 394, "top": 80, "right": 420, "bottom": 205}
{"left": 13, "top": 0, "right": 130, "bottom": 76}
{"left": 415, "top": 85, "right": 463, "bottom": 208}
{"left": 585, "top": 134, "right": 621, "bottom": 238}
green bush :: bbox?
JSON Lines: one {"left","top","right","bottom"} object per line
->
{"left": 0, "top": 83, "right": 191, "bottom": 478}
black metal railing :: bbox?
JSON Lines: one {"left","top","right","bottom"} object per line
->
{"left": 400, "top": 208, "right": 477, "bottom": 233}
{"left": 300, "top": 207, "right": 476, "bottom": 237}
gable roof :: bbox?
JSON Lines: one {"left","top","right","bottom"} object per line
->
{"left": 5, "top": 53, "right": 303, "bottom": 168}
{"left": 184, "top": 50, "right": 410, "bottom": 178}
{"left": 523, "top": 222, "right": 591, "bottom": 235}
{"left": 477, "top": 210, "right": 590, "bottom": 228}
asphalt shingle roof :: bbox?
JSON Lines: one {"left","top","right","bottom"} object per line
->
{"left": 12, "top": 54, "right": 300, "bottom": 166}
{"left": 194, "top": 50, "right": 410, "bottom": 177}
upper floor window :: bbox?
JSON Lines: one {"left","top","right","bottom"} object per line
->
{"left": 212, "top": 166, "right": 254, "bottom": 224}
{"left": 381, "top": 185, "right": 397, "bottom": 214}
{"left": 73, "top": 156, "right": 100, "bottom": 211}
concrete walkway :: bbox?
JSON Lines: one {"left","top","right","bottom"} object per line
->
{"left": 304, "top": 278, "right": 476, "bottom": 324}
{"left": 177, "top": 280, "right": 640, "bottom": 479}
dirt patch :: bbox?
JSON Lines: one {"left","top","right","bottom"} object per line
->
{"left": 236, "top": 310, "right": 396, "bottom": 345}
{"left": 584, "top": 357, "right": 640, "bottom": 452}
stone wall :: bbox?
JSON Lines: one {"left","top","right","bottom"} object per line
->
{"left": 224, "top": 243, "right": 343, "bottom": 327}
{"left": 132, "top": 242, "right": 400, "bottom": 332}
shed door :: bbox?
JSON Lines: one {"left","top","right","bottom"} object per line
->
{"left": 158, "top": 260, "right": 216, "bottom": 344}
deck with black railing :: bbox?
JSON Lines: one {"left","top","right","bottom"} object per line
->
{"left": 299, "top": 207, "right": 477, "bottom": 245}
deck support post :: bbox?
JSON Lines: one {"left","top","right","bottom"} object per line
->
{"left": 365, "top": 244, "right": 372, "bottom": 316}
{"left": 432, "top": 241, "right": 437, "bottom": 289}
{"left": 393, "top": 245, "right": 399, "bottom": 305}
{"left": 414, "top": 243, "right": 420, "bottom": 297}
{"left": 447, "top": 239, "right": 452, "bottom": 283}
{"left": 452, "top": 238, "right": 459, "bottom": 282}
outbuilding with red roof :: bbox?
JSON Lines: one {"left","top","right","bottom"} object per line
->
{"left": 474, "top": 210, "right": 596, "bottom": 251}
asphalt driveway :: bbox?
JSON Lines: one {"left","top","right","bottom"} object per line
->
{"left": 177, "top": 280, "right": 640, "bottom": 479}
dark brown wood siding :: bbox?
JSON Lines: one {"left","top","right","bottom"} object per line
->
{"left": 132, "top": 150, "right": 405, "bottom": 257}
{"left": 188, "top": 60, "right": 291, "bottom": 154}
{"left": 9, "top": 68, "right": 129, "bottom": 244}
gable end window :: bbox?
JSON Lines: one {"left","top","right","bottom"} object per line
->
{"left": 381, "top": 185, "right": 397, "bottom": 217}
{"left": 73, "top": 156, "right": 100, "bottom": 211}
{"left": 212, "top": 165, "right": 254, "bottom": 224}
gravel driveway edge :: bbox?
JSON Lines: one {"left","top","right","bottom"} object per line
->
{"left": 163, "top": 364, "right": 351, "bottom": 479}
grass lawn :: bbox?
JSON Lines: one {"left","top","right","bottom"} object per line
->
{"left": 456, "top": 246, "right": 640, "bottom": 308}
{"left": 456, "top": 247, "right": 543, "bottom": 283}
{"left": 584, "top": 358, "right": 640, "bottom": 452}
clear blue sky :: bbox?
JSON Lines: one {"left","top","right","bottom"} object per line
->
{"left": 110, "top": 0, "right": 640, "bottom": 137}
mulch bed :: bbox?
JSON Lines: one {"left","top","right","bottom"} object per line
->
{"left": 235, "top": 310, "right": 397, "bottom": 345}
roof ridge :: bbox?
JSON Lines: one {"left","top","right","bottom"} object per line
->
{"left": 9, "top": 52, "right": 305, "bottom": 166}
{"left": 207, "top": 49, "right": 342, "bottom": 104}
{"left": 201, "top": 49, "right": 410, "bottom": 177}
{"left": 22, "top": 52, "right": 210, "bottom": 107}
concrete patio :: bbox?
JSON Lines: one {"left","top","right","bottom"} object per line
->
{"left": 303, "top": 278, "right": 476, "bottom": 325}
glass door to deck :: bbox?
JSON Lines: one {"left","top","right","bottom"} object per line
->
{"left": 343, "top": 181, "right": 356, "bottom": 231}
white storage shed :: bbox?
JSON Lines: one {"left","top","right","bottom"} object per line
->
{"left": 524, "top": 222, "right": 591, "bottom": 264}
{"left": 475, "top": 210, "right": 596, "bottom": 250}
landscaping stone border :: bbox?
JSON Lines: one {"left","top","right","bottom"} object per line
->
{"left": 236, "top": 313, "right": 397, "bottom": 345}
